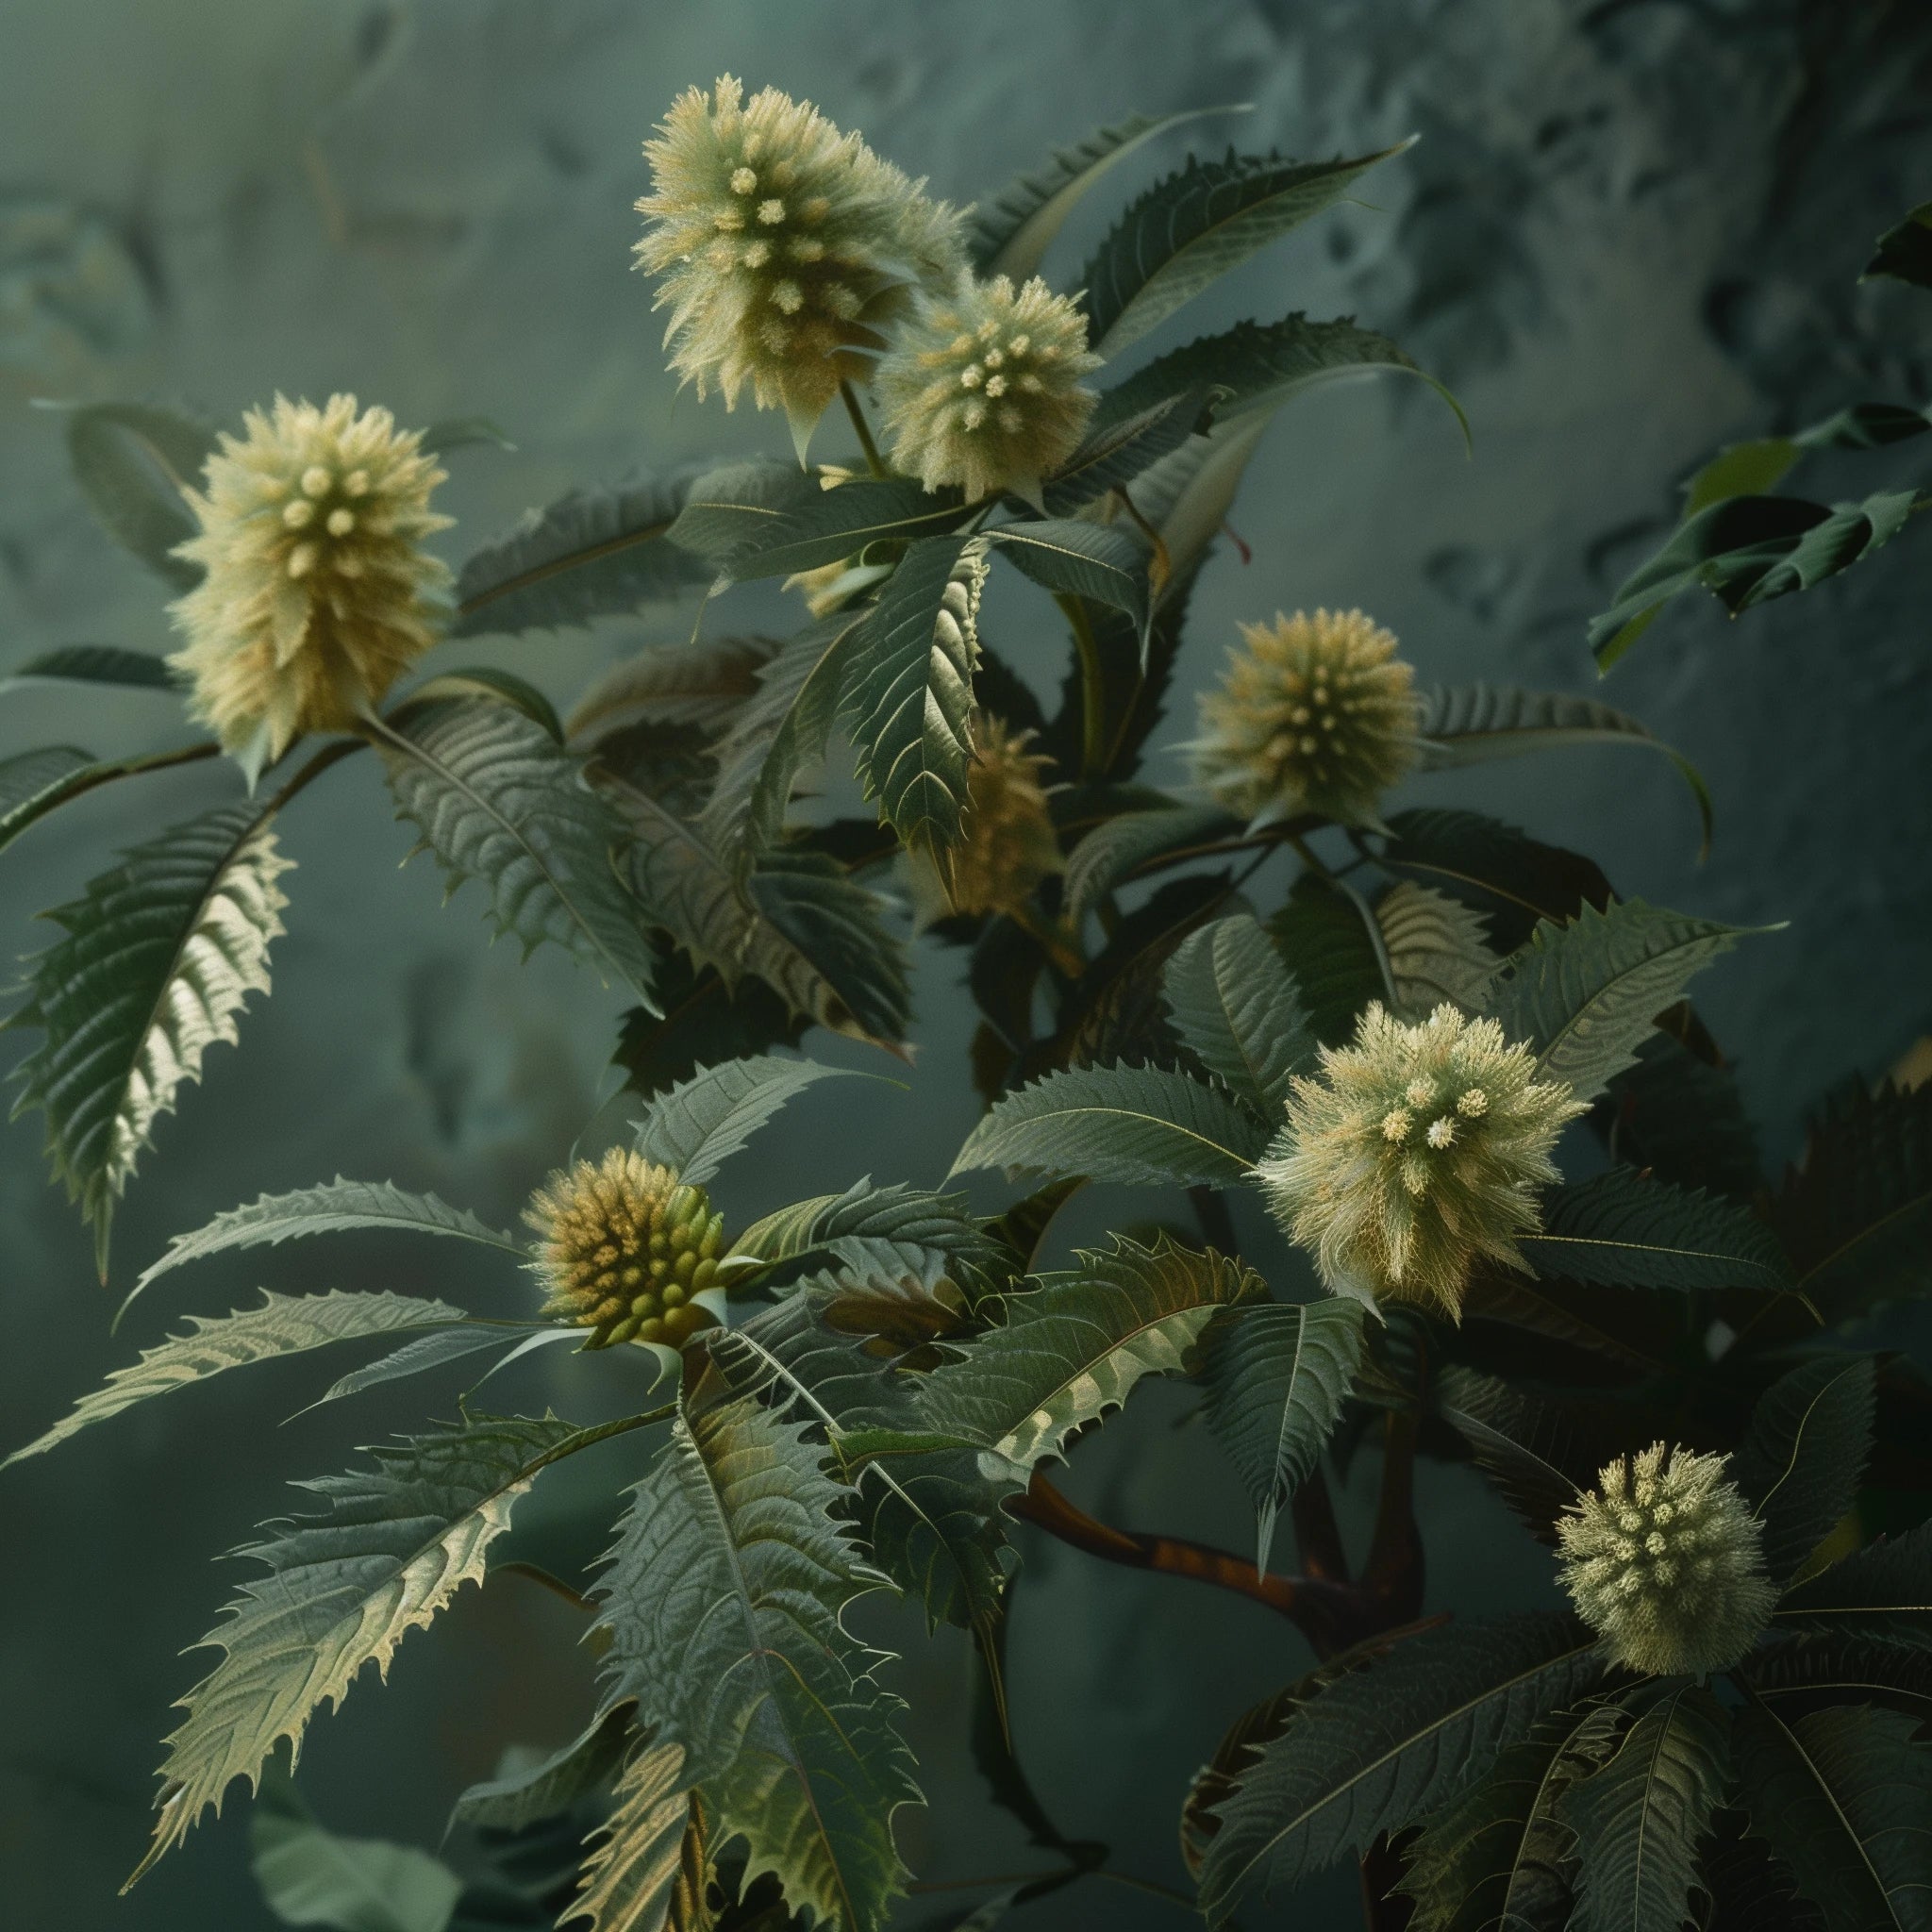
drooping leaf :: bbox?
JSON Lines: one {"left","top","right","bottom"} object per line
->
{"left": 1590, "top": 490, "right": 1922, "bottom": 670}
{"left": 61, "top": 400, "right": 216, "bottom": 589}
{"left": 1678, "top": 402, "right": 1931, "bottom": 519}
{"left": 5, "top": 1290, "right": 470, "bottom": 1468}
{"left": 1732, "top": 1700, "right": 1932, "bottom": 1932}
{"left": 451, "top": 468, "right": 711, "bottom": 639}
{"left": 1195, "top": 1613, "right": 1608, "bottom": 1924}
{"left": 451, "top": 1704, "right": 634, "bottom": 1833}
{"left": 1518, "top": 1167, "right": 1791, "bottom": 1293}
{"left": 1560, "top": 1685, "right": 1729, "bottom": 1932}
{"left": 1, "top": 643, "right": 178, "bottom": 692}
{"left": 375, "top": 700, "right": 660, "bottom": 1007}
{"left": 1080, "top": 142, "right": 1413, "bottom": 358}
{"left": 1162, "top": 912, "right": 1317, "bottom": 1119}
{"left": 1266, "top": 874, "right": 1390, "bottom": 1046}
{"left": 632, "top": 1054, "right": 850, "bottom": 1188}
{"left": 1733, "top": 1354, "right": 1876, "bottom": 1586}
{"left": 971, "top": 107, "right": 1249, "bottom": 279}
{"left": 1416, "top": 684, "right": 1711, "bottom": 855}
{"left": 566, "top": 635, "right": 781, "bottom": 743}
{"left": 593, "top": 1393, "right": 919, "bottom": 1932}
{"left": 915, "top": 1234, "right": 1260, "bottom": 1473}
{"left": 8, "top": 801, "right": 291, "bottom": 1274}
{"left": 1865, "top": 199, "right": 1932, "bottom": 291}
{"left": 568, "top": 1739, "right": 702, "bottom": 1932}
{"left": 251, "top": 1771, "right": 464, "bottom": 1932}
{"left": 0, "top": 744, "right": 100, "bottom": 855}
{"left": 1200, "top": 1297, "right": 1367, "bottom": 1574}
{"left": 949, "top": 1060, "right": 1272, "bottom": 1188}
{"left": 1482, "top": 898, "right": 1753, "bottom": 1103}
{"left": 1061, "top": 803, "right": 1238, "bottom": 921}
{"left": 989, "top": 521, "right": 1149, "bottom": 651}
{"left": 1774, "top": 1521, "right": 1932, "bottom": 1649}
{"left": 1374, "top": 881, "right": 1496, "bottom": 1021}
{"left": 130, "top": 1412, "right": 581, "bottom": 1885}
{"left": 669, "top": 469, "right": 970, "bottom": 581}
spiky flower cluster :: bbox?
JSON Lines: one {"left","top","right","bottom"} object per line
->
{"left": 1257, "top": 1003, "right": 1584, "bottom": 1316}
{"left": 636, "top": 76, "right": 964, "bottom": 444}
{"left": 874, "top": 272, "right": 1103, "bottom": 504}
{"left": 167, "top": 394, "right": 452, "bottom": 781}
{"left": 1192, "top": 608, "right": 1420, "bottom": 828}
{"left": 942, "top": 713, "right": 1061, "bottom": 917}
{"left": 524, "top": 1148, "right": 725, "bottom": 1350}
{"left": 1557, "top": 1442, "right": 1777, "bottom": 1675}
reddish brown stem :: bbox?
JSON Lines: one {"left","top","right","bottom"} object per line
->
{"left": 1291, "top": 1466, "right": 1350, "bottom": 1588}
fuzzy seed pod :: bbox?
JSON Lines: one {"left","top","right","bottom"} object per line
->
{"left": 636, "top": 76, "right": 964, "bottom": 452}
{"left": 1191, "top": 608, "right": 1420, "bottom": 828}
{"left": 524, "top": 1147, "right": 726, "bottom": 1350}
{"left": 167, "top": 394, "right": 453, "bottom": 784}
{"left": 941, "top": 713, "right": 1061, "bottom": 917}
{"left": 1557, "top": 1441, "right": 1777, "bottom": 1675}
{"left": 874, "top": 272, "right": 1103, "bottom": 505}
{"left": 1257, "top": 1002, "right": 1585, "bottom": 1316}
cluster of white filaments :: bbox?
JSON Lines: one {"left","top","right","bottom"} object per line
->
{"left": 1557, "top": 1442, "right": 1778, "bottom": 1675}
{"left": 1257, "top": 1003, "right": 1585, "bottom": 1316}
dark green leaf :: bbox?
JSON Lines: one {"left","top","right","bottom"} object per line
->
{"left": 419, "top": 416, "right": 515, "bottom": 458}
{"left": 669, "top": 469, "right": 970, "bottom": 580}
{"left": 1266, "top": 874, "right": 1390, "bottom": 1047}
{"left": 1379, "top": 809, "right": 1612, "bottom": 957}
{"left": 0, "top": 744, "right": 100, "bottom": 855}
{"left": 1733, "top": 1355, "right": 1876, "bottom": 1586}
{"left": 1679, "top": 403, "right": 1930, "bottom": 518}
{"left": 1746, "top": 1634, "right": 1932, "bottom": 1727}
{"left": 61, "top": 400, "right": 216, "bottom": 589}
{"left": 632, "top": 1053, "right": 850, "bottom": 1188}
{"left": 1774, "top": 1521, "right": 1932, "bottom": 1649}
{"left": 735, "top": 1178, "right": 1007, "bottom": 1303}
{"left": 1163, "top": 913, "right": 1316, "bottom": 1118}
{"left": 566, "top": 634, "right": 780, "bottom": 743}
{"left": 990, "top": 521, "right": 1149, "bottom": 652}
{"left": 449, "top": 1704, "right": 632, "bottom": 1832}
{"left": 1, "top": 644, "right": 178, "bottom": 692}
{"left": 1519, "top": 1168, "right": 1791, "bottom": 1293}
{"left": 745, "top": 850, "right": 913, "bottom": 1046}
{"left": 612, "top": 951, "right": 808, "bottom": 1100}
{"left": 1374, "top": 881, "right": 1497, "bottom": 1021}
{"left": 1603, "top": 1027, "right": 1761, "bottom": 1201}
{"left": 395, "top": 667, "right": 564, "bottom": 742}
{"left": 1864, "top": 199, "right": 1932, "bottom": 291}
{"left": 251, "top": 1771, "right": 464, "bottom": 1932}
{"left": 1041, "top": 387, "right": 1213, "bottom": 515}
{"left": 1062, "top": 803, "right": 1238, "bottom": 921}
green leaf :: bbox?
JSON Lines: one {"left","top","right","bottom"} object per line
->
{"left": 395, "top": 666, "right": 565, "bottom": 742}
{"left": 1518, "top": 1167, "right": 1792, "bottom": 1293}
{"left": 842, "top": 534, "right": 987, "bottom": 855}
{"left": 989, "top": 521, "right": 1149, "bottom": 652}
{"left": 5, "top": 1290, "right": 470, "bottom": 1469}
{"left": 1590, "top": 490, "right": 1922, "bottom": 670}
{"left": 1606, "top": 1027, "right": 1762, "bottom": 1201}
{"left": 251, "top": 1772, "right": 463, "bottom": 1932}
{"left": 8, "top": 801, "right": 291, "bottom": 1274}
{"left": 1774, "top": 1521, "right": 1932, "bottom": 1648}
{"left": 632, "top": 1054, "right": 850, "bottom": 1188}
{"left": 570, "top": 1739, "right": 702, "bottom": 1932}
{"left": 1678, "top": 403, "right": 1930, "bottom": 519}
{"left": 449, "top": 1703, "right": 633, "bottom": 1832}
{"left": 1, "top": 643, "right": 178, "bottom": 692}
{"left": 916, "top": 1233, "right": 1260, "bottom": 1472}
{"left": 970, "top": 106, "right": 1249, "bottom": 279}
{"left": 450, "top": 467, "right": 711, "bottom": 639}
{"left": 1200, "top": 1298, "right": 1367, "bottom": 1574}
{"left": 130, "top": 1411, "right": 580, "bottom": 1885}
{"left": 1416, "top": 684, "right": 1711, "bottom": 856}
{"left": 60, "top": 400, "right": 216, "bottom": 589}
{"left": 1266, "top": 874, "right": 1390, "bottom": 1047}
{"left": 1195, "top": 1613, "right": 1608, "bottom": 1924}
{"left": 1063, "top": 803, "right": 1239, "bottom": 922}
{"left": 374, "top": 699, "right": 659, "bottom": 1008}
{"left": 1374, "top": 881, "right": 1497, "bottom": 1021}
{"left": 1774, "top": 1078, "right": 1932, "bottom": 1323}
{"left": 735, "top": 1178, "right": 1008, "bottom": 1303}
{"left": 0, "top": 744, "right": 99, "bottom": 855}
{"left": 310, "top": 1326, "right": 541, "bottom": 1412}
{"left": 949, "top": 1060, "right": 1273, "bottom": 1188}
{"left": 566, "top": 634, "right": 781, "bottom": 743}
{"left": 1080, "top": 142, "right": 1413, "bottom": 358}
{"left": 668, "top": 467, "right": 971, "bottom": 580}
{"left": 1733, "top": 1700, "right": 1932, "bottom": 1932}
{"left": 1733, "top": 1354, "right": 1876, "bottom": 1586}
{"left": 1379, "top": 808, "right": 1612, "bottom": 956}
{"left": 1561, "top": 1686, "right": 1730, "bottom": 1932}
{"left": 1041, "top": 387, "right": 1214, "bottom": 515}
{"left": 1481, "top": 898, "right": 1753, "bottom": 1103}
{"left": 1865, "top": 199, "right": 1932, "bottom": 291}
{"left": 418, "top": 415, "right": 515, "bottom": 458}
{"left": 1747, "top": 1633, "right": 1932, "bottom": 1727}
{"left": 613, "top": 950, "right": 809, "bottom": 1101}
{"left": 1163, "top": 913, "right": 1316, "bottom": 1118}
{"left": 593, "top": 1392, "right": 919, "bottom": 1932}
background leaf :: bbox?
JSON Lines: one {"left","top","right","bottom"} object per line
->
{"left": 1732, "top": 1354, "right": 1876, "bottom": 1585}
{"left": 1378, "top": 809, "right": 1611, "bottom": 956}
{"left": 1774, "top": 1521, "right": 1932, "bottom": 1649}
{"left": 0, "top": 744, "right": 100, "bottom": 854}
{"left": 670, "top": 470, "right": 969, "bottom": 581}
{"left": 1162, "top": 912, "right": 1317, "bottom": 1118}
{"left": 251, "top": 1771, "right": 463, "bottom": 1932}
{"left": 566, "top": 635, "right": 780, "bottom": 743}
{"left": 990, "top": 522, "right": 1149, "bottom": 648}
{"left": 2, "top": 643, "right": 178, "bottom": 692}
{"left": 61, "top": 399, "right": 216, "bottom": 589}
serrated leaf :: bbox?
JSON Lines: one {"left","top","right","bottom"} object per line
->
{"left": 62, "top": 400, "right": 216, "bottom": 589}
{"left": 375, "top": 699, "right": 659, "bottom": 1007}
{"left": 1062, "top": 803, "right": 1238, "bottom": 921}
{"left": 311, "top": 1326, "right": 539, "bottom": 1412}
{"left": 1163, "top": 913, "right": 1315, "bottom": 1119}
{"left": 1518, "top": 1167, "right": 1791, "bottom": 1293}
{"left": 451, "top": 468, "right": 711, "bottom": 639}
{"left": 632, "top": 1054, "right": 849, "bottom": 1188}
{"left": 1865, "top": 199, "right": 1932, "bottom": 291}
{"left": 1482, "top": 899, "right": 1752, "bottom": 1103}
{"left": 1590, "top": 490, "right": 1922, "bottom": 670}
{"left": 971, "top": 107, "right": 1248, "bottom": 279}
{"left": 130, "top": 1412, "right": 580, "bottom": 1885}
{"left": 1746, "top": 1634, "right": 1932, "bottom": 1726}
{"left": 1266, "top": 874, "right": 1390, "bottom": 1046}
{"left": 5, "top": 1290, "right": 470, "bottom": 1468}
{"left": 1196, "top": 1613, "right": 1609, "bottom": 1924}
{"left": 1732, "top": 1701, "right": 1932, "bottom": 1932}
{"left": 916, "top": 1233, "right": 1259, "bottom": 1471}
{"left": 2, "top": 643, "right": 178, "bottom": 692}
{"left": 989, "top": 521, "right": 1149, "bottom": 652}
{"left": 1374, "top": 881, "right": 1496, "bottom": 1021}
{"left": 1774, "top": 1521, "right": 1932, "bottom": 1648}
{"left": 843, "top": 535, "right": 987, "bottom": 855}
{"left": 251, "top": 1771, "right": 464, "bottom": 1932}
{"left": 8, "top": 801, "right": 291, "bottom": 1274}
{"left": 593, "top": 1393, "right": 919, "bottom": 1932}
{"left": 568, "top": 1739, "right": 701, "bottom": 1932}
{"left": 735, "top": 1178, "right": 1008, "bottom": 1304}
{"left": 567, "top": 635, "right": 781, "bottom": 743}
{"left": 1041, "top": 387, "right": 1213, "bottom": 516}
{"left": 452, "top": 1704, "right": 633, "bottom": 1834}
{"left": 1200, "top": 1298, "right": 1367, "bottom": 1574}
{"left": 0, "top": 744, "right": 99, "bottom": 854}
{"left": 398, "top": 666, "right": 565, "bottom": 742}
{"left": 1416, "top": 684, "right": 1711, "bottom": 856}
{"left": 669, "top": 468, "right": 970, "bottom": 581}
{"left": 1733, "top": 1355, "right": 1876, "bottom": 1586}
{"left": 1606, "top": 1028, "right": 1761, "bottom": 1201}
{"left": 1561, "top": 1685, "right": 1729, "bottom": 1932}
{"left": 950, "top": 1060, "right": 1273, "bottom": 1187}
{"left": 1081, "top": 142, "right": 1412, "bottom": 358}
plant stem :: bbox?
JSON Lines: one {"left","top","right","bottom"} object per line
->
{"left": 841, "top": 378, "right": 889, "bottom": 479}
{"left": 1009, "top": 901, "right": 1086, "bottom": 978}
{"left": 1056, "top": 592, "right": 1109, "bottom": 779}
{"left": 1291, "top": 1467, "right": 1350, "bottom": 1589}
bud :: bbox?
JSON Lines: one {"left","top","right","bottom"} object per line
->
{"left": 167, "top": 394, "right": 453, "bottom": 783}
{"left": 1257, "top": 1003, "right": 1585, "bottom": 1316}
{"left": 635, "top": 76, "right": 964, "bottom": 452}
{"left": 524, "top": 1148, "right": 725, "bottom": 1350}
{"left": 874, "top": 271, "right": 1102, "bottom": 505}
{"left": 1557, "top": 1442, "right": 1777, "bottom": 1675}
{"left": 1191, "top": 608, "right": 1420, "bottom": 828}
{"left": 939, "top": 713, "right": 1061, "bottom": 917}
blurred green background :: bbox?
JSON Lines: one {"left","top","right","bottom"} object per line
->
{"left": 3, "top": 2, "right": 1929, "bottom": 1926}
